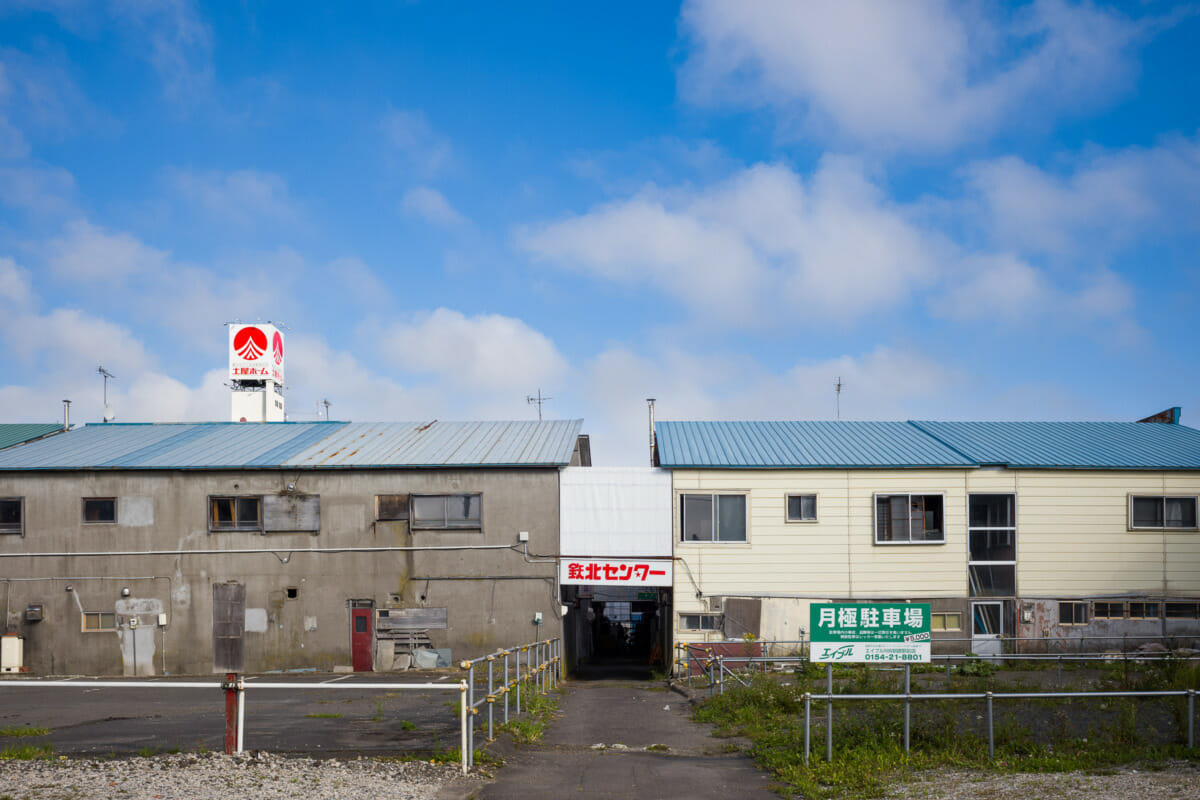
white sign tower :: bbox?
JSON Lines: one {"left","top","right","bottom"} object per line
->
{"left": 229, "top": 323, "right": 285, "bottom": 422}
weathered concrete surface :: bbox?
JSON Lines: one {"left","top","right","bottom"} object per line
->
{"left": 478, "top": 661, "right": 778, "bottom": 800}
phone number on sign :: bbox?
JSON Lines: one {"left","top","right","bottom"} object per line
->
{"left": 865, "top": 651, "right": 922, "bottom": 662}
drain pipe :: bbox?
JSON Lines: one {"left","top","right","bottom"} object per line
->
{"left": 646, "top": 398, "right": 656, "bottom": 466}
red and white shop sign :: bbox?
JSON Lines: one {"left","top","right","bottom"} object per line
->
{"left": 229, "top": 324, "right": 284, "bottom": 383}
{"left": 558, "top": 559, "right": 672, "bottom": 587}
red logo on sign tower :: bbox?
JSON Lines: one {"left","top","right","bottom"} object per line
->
{"left": 272, "top": 331, "right": 284, "bottom": 365}
{"left": 233, "top": 327, "right": 268, "bottom": 360}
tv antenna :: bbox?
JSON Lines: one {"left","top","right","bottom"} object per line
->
{"left": 321, "top": 399, "right": 331, "bottom": 421}
{"left": 834, "top": 376, "right": 844, "bottom": 420}
{"left": 526, "top": 389, "right": 552, "bottom": 421}
{"left": 97, "top": 366, "right": 116, "bottom": 423}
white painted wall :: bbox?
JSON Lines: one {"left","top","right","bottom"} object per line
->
{"left": 560, "top": 467, "right": 672, "bottom": 557}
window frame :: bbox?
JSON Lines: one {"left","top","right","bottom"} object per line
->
{"left": 784, "top": 493, "right": 819, "bottom": 523}
{"left": 82, "top": 497, "right": 118, "bottom": 525}
{"left": 409, "top": 493, "right": 483, "bottom": 531}
{"left": 208, "top": 495, "right": 263, "bottom": 532}
{"left": 1092, "top": 601, "right": 1125, "bottom": 619}
{"left": 0, "top": 497, "right": 23, "bottom": 536}
{"left": 678, "top": 492, "right": 748, "bottom": 543}
{"left": 931, "top": 611, "right": 962, "bottom": 631}
{"left": 1059, "top": 601, "right": 1089, "bottom": 626}
{"left": 1128, "top": 494, "right": 1199, "bottom": 531}
{"left": 678, "top": 613, "right": 722, "bottom": 631}
{"left": 81, "top": 611, "right": 117, "bottom": 632}
{"left": 873, "top": 492, "right": 946, "bottom": 545}
{"left": 1165, "top": 602, "right": 1200, "bottom": 619}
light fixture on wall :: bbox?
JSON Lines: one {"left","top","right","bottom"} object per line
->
{"left": 121, "top": 587, "right": 131, "bottom": 597}
{"left": 64, "top": 585, "right": 73, "bottom": 592}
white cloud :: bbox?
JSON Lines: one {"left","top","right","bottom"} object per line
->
{"left": 677, "top": 0, "right": 1140, "bottom": 149}
{"left": 168, "top": 167, "right": 298, "bottom": 225}
{"left": 964, "top": 136, "right": 1200, "bottom": 256}
{"left": 381, "top": 108, "right": 452, "bottom": 176}
{"left": 0, "top": 256, "right": 34, "bottom": 305}
{"left": 0, "top": 164, "right": 75, "bottom": 214}
{"left": 401, "top": 186, "right": 466, "bottom": 228}
{"left": 519, "top": 159, "right": 942, "bottom": 325}
{"left": 43, "top": 219, "right": 169, "bottom": 280}
{"left": 378, "top": 308, "right": 568, "bottom": 393}
{"left": 109, "top": 0, "right": 214, "bottom": 104}
{"left": 0, "top": 114, "right": 29, "bottom": 160}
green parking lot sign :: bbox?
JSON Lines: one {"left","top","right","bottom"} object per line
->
{"left": 809, "top": 603, "right": 931, "bottom": 663}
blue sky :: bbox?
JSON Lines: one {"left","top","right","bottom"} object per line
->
{"left": 1, "top": 1, "right": 1198, "bottom": 464}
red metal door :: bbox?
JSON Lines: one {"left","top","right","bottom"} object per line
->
{"left": 351, "top": 608, "right": 373, "bottom": 672}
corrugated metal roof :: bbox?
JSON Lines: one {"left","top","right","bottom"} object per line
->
{"left": 654, "top": 421, "right": 977, "bottom": 468}
{"left": 0, "top": 420, "right": 583, "bottom": 470}
{"left": 655, "top": 420, "right": 1200, "bottom": 470}
{"left": 285, "top": 420, "right": 584, "bottom": 467}
{"left": 0, "top": 424, "right": 65, "bottom": 451}
{"left": 911, "top": 421, "right": 1200, "bottom": 469}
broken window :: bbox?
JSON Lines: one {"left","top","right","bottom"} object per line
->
{"left": 410, "top": 494, "right": 482, "bottom": 530}
{"left": 785, "top": 494, "right": 818, "bottom": 522}
{"left": 375, "top": 494, "right": 409, "bottom": 522}
{"left": 209, "top": 496, "right": 262, "bottom": 531}
{"left": 83, "top": 498, "right": 117, "bottom": 524}
{"left": 680, "top": 494, "right": 746, "bottom": 542}
{"left": 0, "top": 498, "right": 22, "bottom": 535}
{"left": 874, "top": 494, "right": 944, "bottom": 543}
{"left": 1130, "top": 496, "right": 1198, "bottom": 530}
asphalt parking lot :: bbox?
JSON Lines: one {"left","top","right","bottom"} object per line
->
{"left": 0, "top": 671, "right": 467, "bottom": 756}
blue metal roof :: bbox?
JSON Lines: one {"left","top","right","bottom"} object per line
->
{"left": 0, "top": 424, "right": 65, "bottom": 451}
{"left": 0, "top": 420, "right": 583, "bottom": 471}
{"left": 911, "top": 421, "right": 1200, "bottom": 470}
{"left": 655, "top": 420, "right": 1200, "bottom": 470}
{"left": 654, "top": 421, "right": 976, "bottom": 468}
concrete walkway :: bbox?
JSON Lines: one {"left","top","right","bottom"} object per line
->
{"left": 477, "top": 660, "right": 778, "bottom": 800}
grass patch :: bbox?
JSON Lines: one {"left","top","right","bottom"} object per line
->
{"left": 399, "top": 720, "right": 417, "bottom": 731}
{"left": 0, "top": 744, "right": 54, "bottom": 760}
{"left": 694, "top": 673, "right": 1200, "bottom": 799}
{"left": 0, "top": 725, "right": 49, "bottom": 738}
{"left": 305, "top": 713, "right": 344, "bottom": 719}
{"left": 498, "top": 680, "right": 561, "bottom": 745}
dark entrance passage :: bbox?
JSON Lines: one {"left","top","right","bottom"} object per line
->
{"left": 562, "top": 586, "right": 671, "bottom": 678}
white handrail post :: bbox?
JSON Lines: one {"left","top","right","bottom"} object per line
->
{"left": 460, "top": 679, "right": 468, "bottom": 775}
{"left": 236, "top": 677, "right": 245, "bottom": 754}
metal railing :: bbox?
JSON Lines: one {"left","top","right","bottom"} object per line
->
{"left": 459, "top": 637, "right": 562, "bottom": 768}
{"left": 0, "top": 677, "right": 470, "bottom": 773}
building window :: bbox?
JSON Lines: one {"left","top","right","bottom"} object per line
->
{"left": 1165, "top": 602, "right": 1200, "bottom": 619}
{"left": 931, "top": 612, "right": 962, "bottom": 631}
{"left": 410, "top": 494, "right": 482, "bottom": 530}
{"left": 1129, "top": 495, "right": 1198, "bottom": 530}
{"left": 0, "top": 498, "right": 22, "bottom": 535}
{"left": 679, "top": 613, "right": 722, "bottom": 631}
{"left": 1059, "top": 601, "right": 1088, "bottom": 625}
{"left": 83, "top": 498, "right": 117, "bottom": 524}
{"left": 82, "top": 612, "right": 117, "bottom": 632}
{"left": 209, "top": 496, "right": 262, "bottom": 531}
{"left": 376, "top": 494, "right": 409, "bottom": 522}
{"left": 874, "top": 494, "right": 944, "bottom": 543}
{"left": 1128, "top": 602, "right": 1160, "bottom": 619}
{"left": 1093, "top": 601, "right": 1124, "bottom": 619}
{"left": 680, "top": 494, "right": 747, "bottom": 542}
{"left": 785, "top": 494, "right": 818, "bottom": 522}
{"left": 968, "top": 494, "right": 1015, "bottom": 596}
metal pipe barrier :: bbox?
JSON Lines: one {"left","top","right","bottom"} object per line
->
{"left": 788, "top": 687, "right": 1197, "bottom": 764}
{"left": 458, "top": 637, "right": 561, "bottom": 768}
{"left": 0, "top": 678, "right": 471, "bottom": 774}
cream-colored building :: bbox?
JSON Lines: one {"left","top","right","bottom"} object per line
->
{"left": 655, "top": 419, "right": 1200, "bottom": 656}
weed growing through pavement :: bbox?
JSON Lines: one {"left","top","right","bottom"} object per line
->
{"left": 0, "top": 744, "right": 54, "bottom": 760}
{"left": 305, "top": 713, "right": 344, "bottom": 719}
{"left": 0, "top": 726, "right": 49, "bottom": 738}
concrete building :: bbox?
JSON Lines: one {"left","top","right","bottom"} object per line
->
{"left": 654, "top": 419, "right": 1200, "bottom": 656}
{"left": 0, "top": 419, "right": 587, "bottom": 676}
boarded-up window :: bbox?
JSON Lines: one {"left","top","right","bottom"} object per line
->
{"left": 263, "top": 494, "right": 320, "bottom": 532}
{"left": 212, "top": 581, "right": 246, "bottom": 672}
{"left": 376, "top": 494, "right": 409, "bottom": 522}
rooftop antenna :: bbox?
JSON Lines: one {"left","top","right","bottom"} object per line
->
{"left": 322, "top": 399, "right": 331, "bottom": 421}
{"left": 97, "top": 366, "right": 116, "bottom": 423}
{"left": 835, "top": 376, "right": 844, "bottom": 421}
{"left": 526, "top": 389, "right": 552, "bottom": 421}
